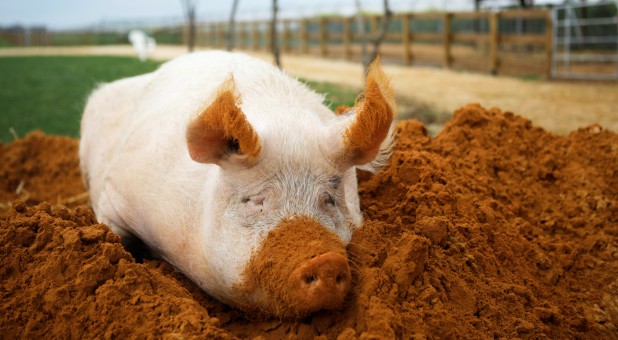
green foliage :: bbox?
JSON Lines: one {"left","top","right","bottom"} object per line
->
{"left": 0, "top": 56, "right": 361, "bottom": 143}
{"left": 0, "top": 56, "right": 162, "bottom": 142}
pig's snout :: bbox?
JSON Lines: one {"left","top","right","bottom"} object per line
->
{"left": 235, "top": 216, "right": 352, "bottom": 318}
{"left": 291, "top": 252, "right": 351, "bottom": 310}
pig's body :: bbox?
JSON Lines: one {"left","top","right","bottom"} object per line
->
{"left": 80, "top": 51, "right": 395, "bottom": 317}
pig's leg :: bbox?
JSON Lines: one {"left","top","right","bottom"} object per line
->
{"left": 95, "top": 182, "right": 135, "bottom": 239}
{"left": 96, "top": 183, "right": 155, "bottom": 259}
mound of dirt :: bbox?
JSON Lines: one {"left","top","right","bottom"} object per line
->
{"left": 0, "top": 131, "right": 84, "bottom": 207}
{"left": 1, "top": 104, "right": 617, "bottom": 338}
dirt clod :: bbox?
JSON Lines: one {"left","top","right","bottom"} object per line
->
{"left": 1, "top": 104, "right": 617, "bottom": 338}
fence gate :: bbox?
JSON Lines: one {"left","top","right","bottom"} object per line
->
{"left": 551, "top": 1, "right": 618, "bottom": 80}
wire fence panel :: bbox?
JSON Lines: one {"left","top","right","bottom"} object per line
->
{"left": 551, "top": 1, "right": 618, "bottom": 80}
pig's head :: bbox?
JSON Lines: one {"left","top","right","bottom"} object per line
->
{"left": 185, "top": 59, "right": 395, "bottom": 318}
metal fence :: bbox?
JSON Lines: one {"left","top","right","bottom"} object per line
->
{"left": 551, "top": 1, "right": 618, "bottom": 80}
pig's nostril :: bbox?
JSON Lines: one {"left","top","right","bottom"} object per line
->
{"left": 336, "top": 274, "right": 343, "bottom": 284}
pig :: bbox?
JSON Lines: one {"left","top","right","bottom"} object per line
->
{"left": 79, "top": 51, "right": 396, "bottom": 318}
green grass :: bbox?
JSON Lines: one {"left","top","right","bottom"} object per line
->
{"left": 301, "top": 79, "right": 358, "bottom": 110}
{"left": 0, "top": 56, "right": 163, "bottom": 143}
{"left": 0, "top": 56, "right": 358, "bottom": 143}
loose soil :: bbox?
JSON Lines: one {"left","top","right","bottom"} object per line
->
{"left": 1, "top": 104, "right": 617, "bottom": 338}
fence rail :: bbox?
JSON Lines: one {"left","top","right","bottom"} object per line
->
{"left": 194, "top": 10, "right": 553, "bottom": 77}
{"left": 4, "top": 9, "right": 616, "bottom": 79}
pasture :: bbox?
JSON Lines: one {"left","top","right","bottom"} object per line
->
{"left": 0, "top": 55, "right": 357, "bottom": 143}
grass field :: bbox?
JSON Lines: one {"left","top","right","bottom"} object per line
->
{"left": 0, "top": 56, "right": 357, "bottom": 143}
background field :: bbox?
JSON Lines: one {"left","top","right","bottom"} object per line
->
{"left": 0, "top": 56, "right": 360, "bottom": 143}
{"left": 3, "top": 46, "right": 615, "bottom": 136}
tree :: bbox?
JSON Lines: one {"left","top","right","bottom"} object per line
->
{"left": 271, "top": 0, "right": 281, "bottom": 67}
{"left": 180, "top": 0, "right": 198, "bottom": 52}
{"left": 356, "top": 0, "right": 392, "bottom": 73}
{"left": 227, "top": 0, "right": 240, "bottom": 51}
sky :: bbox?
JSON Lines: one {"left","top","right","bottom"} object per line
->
{"left": 0, "top": 0, "right": 570, "bottom": 30}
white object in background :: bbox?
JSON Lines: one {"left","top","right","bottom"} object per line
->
{"left": 128, "top": 30, "right": 156, "bottom": 61}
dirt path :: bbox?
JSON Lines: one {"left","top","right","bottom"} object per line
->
{"left": 2, "top": 45, "right": 617, "bottom": 134}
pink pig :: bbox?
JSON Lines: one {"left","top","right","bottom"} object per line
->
{"left": 79, "top": 51, "right": 396, "bottom": 318}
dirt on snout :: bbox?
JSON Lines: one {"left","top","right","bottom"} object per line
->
{"left": 1, "top": 104, "right": 617, "bottom": 338}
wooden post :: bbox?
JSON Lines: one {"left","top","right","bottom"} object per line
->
{"left": 343, "top": 17, "right": 352, "bottom": 59}
{"left": 238, "top": 22, "right": 245, "bottom": 49}
{"left": 370, "top": 15, "right": 378, "bottom": 33}
{"left": 402, "top": 14, "right": 413, "bottom": 65}
{"left": 212, "top": 23, "right": 218, "bottom": 48}
{"left": 283, "top": 20, "right": 291, "bottom": 53}
{"left": 265, "top": 21, "right": 272, "bottom": 53}
{"left": 217, "top": 23, "right": 225, "bottom": 49}
{"left": 252, "top": 21, "right": 260, "bottom": 51}
{"left": 489, "top": 12, "right": 499, "bottom": 74}
{"left": 443, "top": 13, "right": 452, "bottom": 68}
{"left": 300, "top": 19, "right": 308, "bottom": 54}
{"left": 544, "top": 12, "right": 553, "bottom": 79}
{"left": 205, "top": 24, "right": 214, "bottom": 47}
{"left": 209, "top": 23, "right": 216, "bottom": 47}
{"left": 195, "top": 23, "right": 202, "bottom": 47}
{"left": 319, "top": 17, "right": 328, "bottom": 57}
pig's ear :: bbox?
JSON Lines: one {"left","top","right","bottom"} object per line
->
{"left": 327, "top": 58, "right": 396, "bottom": 171}
{"left": 186, "top": 77, "right": 262, "bottom": 166}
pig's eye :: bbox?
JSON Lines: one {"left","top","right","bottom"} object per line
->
{"left": 329, "top": 176, "right": 341, "bottom": 189}
{"left": 241, "top": 196, "right": 265, "bottom": 206}
{"left": 325, "top": 194, "right": 337, "bottom": 206}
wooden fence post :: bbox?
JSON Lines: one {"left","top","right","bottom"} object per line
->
{"left": 237, "top": 22, "right": 243, "bottom": 49}
{"left": 343, "top": 17, "right": 352, "bottom": 59}
{"left": 206, "top": 23, "right": 212, "bottom": 48}
{"left": 489, "top": 12, "right": 500, "bottom": 74}
{"left": 299, "top": 19, "right": 308, "bottom": 54}
{"left": 370, "top": 15, "right": 378, "bottom": 33}
{"left": 203, "top": 24, "right": 209, "bottom": 47}
{"left": 443, "top": 13, "right": 453, "bottom": 68}
{"left": 217, "top": 23, "right": 224, "bottom": 49}
{"left": 544, "top": 12, "right": 553, "bottom": 79}
{"left": 283, "top": 20, "right": 291, "bottom": 53}
{"left": 252, "top": 21, "right": 260, "bottom": 51}
{"left": 265, "top": 20, "right": 272, "bottom": 53}
{"left": 402, "top": 14, "right": 413, "bottom": 65}
{"left": 319, "top": 17, "right": 328, "bottom": 57}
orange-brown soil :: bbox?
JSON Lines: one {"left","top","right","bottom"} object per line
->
{"left": 1, "top": 104, "right": 617, "bottom": 338}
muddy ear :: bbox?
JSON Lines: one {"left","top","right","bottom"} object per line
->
{"left": 343, "top": 57, "right": 396, "bottom": 165}
{"left": 186, "top": 77, "right": 261, "bottom": 166}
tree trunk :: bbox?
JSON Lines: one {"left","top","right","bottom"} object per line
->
{"left": 181, "top": 0, "right": 197, "bottom": 52}
{"left": 227, "top": 0, "right": 240, "bottom": 51}
{"left": 271, "top": 0, "right": 281, "bottom": 67}
{"left": 365, "top": 0, "right": 393, "bottom": 68}
{"left": 366, "top": 0, "right": 392, "bottom": 73}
